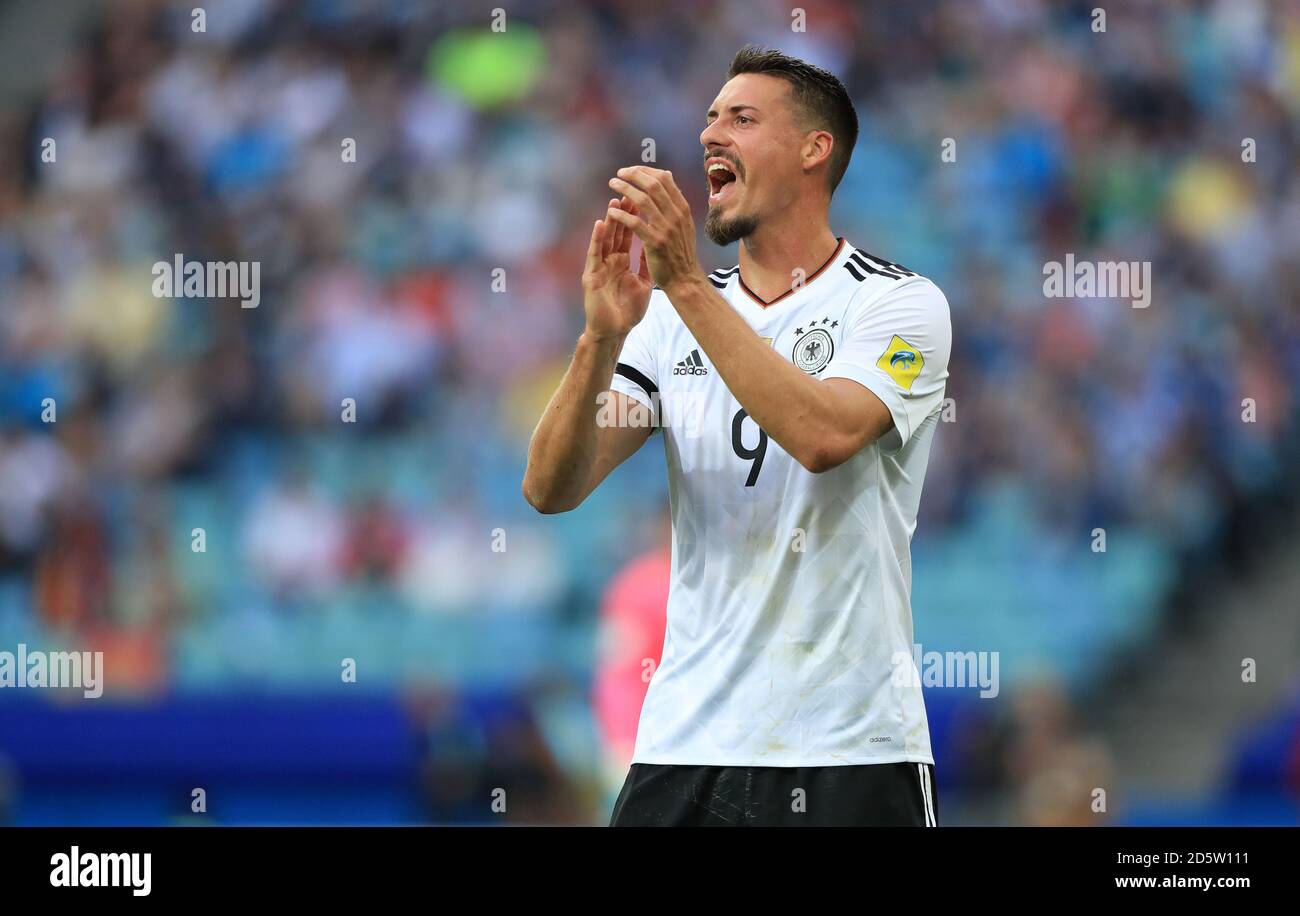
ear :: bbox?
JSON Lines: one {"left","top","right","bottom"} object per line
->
{"left": 802, "top": 129, "right": 835, "bottom": 178}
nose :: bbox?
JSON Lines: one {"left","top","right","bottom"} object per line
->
{"left": 699, "top": 118, "right": 727, "bottom": 150}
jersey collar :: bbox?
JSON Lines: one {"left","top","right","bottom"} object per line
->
{"left": 736, "top": 237, "right": 846, "bottom": 309}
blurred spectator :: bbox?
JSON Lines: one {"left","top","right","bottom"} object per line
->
{"left": 242, "top": 470, "right": 345, "bottom": 600}
{"left": 592, "top": 511, "right": 671, "bottom": 793}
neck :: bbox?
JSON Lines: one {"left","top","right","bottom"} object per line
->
{"left": 736, "top": 204, "right": 839, "bottom": 303}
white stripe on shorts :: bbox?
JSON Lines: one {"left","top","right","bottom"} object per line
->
{"left": 917, "top": 763, "right": 935, "bottom": 826}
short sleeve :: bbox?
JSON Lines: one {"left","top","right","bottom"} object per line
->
{"left": 608, "top": 295, "right": 661, "bottom": 423}
{"left": 822, "top": 277, "right": 951, "bottom": 450}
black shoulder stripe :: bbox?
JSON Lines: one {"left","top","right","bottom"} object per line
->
{"left": 843, "top": 260, "right": 867, "bottom": 282}
{"left": 855, "top": 249, "right": 916, "bottom": 277}
{"left": 707, "top": 276, "right": 728, "bottom": 289}
{"left": 849, "top": 250, "right": 903, "bottom": 278}
{"left": 615, "top": 363, "right": 658, "bottom": 399}
{"left": 710, "top": 266, "right": 739, "bottom": 277}
{"left": 847, "top": 251, "right": 903, "bottom": 280}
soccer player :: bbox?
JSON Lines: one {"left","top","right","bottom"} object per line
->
{"left": 522, "top": 46, "right": 950, "bottom": 826}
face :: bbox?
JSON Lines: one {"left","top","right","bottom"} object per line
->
{"left": 699, "top": 73, "right": 813, "bottom": 246}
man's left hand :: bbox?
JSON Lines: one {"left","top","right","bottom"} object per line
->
{"left": 606, "top": 167, "right": 701, "bottom": 291}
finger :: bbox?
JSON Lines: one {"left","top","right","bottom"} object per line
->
{"left": 585, "top": 219, "right": 604, "bottom": 273}
{"left": 615, "top": 165, "right": 661, "bottom": 188}
{"left": 606, "top": 205, "right": 648, "bottom": 239}
{"left": 616, "top": 197, "right": 638, "bottom": 254}
{"left": 635, "top": 237, "right": 651, "bottom": 281}
{"left": 616, "top": 167, "right": 678, "bottom": 218}
{"left": 659, "top": 170, "right": 691, "bottom": 214}
{"left": 609, "top": 198, "right": 629, "bottom": 256}
{"left": 608, "top": 177, "right": 665, "bottom": 226}
{"left": 601, "top": 198, "right": 620, "bottom": 259}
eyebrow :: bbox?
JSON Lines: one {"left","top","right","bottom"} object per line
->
{"left": 705, "top": 104, "right": 759, "bottom": 121}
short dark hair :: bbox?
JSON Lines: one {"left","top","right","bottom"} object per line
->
{"left": 727, "top": 45, "right": 859, "bottom": 194}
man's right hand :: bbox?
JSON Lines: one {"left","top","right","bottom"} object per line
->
{"left": 522, "top": 199, "right": 657, "bottom": 514}
{"left": 582, "top": 197, "right": 653, "bottom": 342}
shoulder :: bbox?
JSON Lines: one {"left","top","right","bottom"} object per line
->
{"left": 653, "top": 266, "right": 739, "bottom": 298}
{"left": 840, "top": 243, "right": 948, "bottom": 324}
{"left": 704, "top": 264, "right": 740, "bottom": 290}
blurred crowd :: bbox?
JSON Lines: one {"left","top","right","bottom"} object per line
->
{"left": 0, "top": 0, "right": 1298, "bottom": 822}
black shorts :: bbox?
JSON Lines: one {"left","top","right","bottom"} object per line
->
{"left": 609, "top": 761, "right": 938, "bottom": 827}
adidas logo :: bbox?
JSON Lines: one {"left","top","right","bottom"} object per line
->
{"left": 673, "top": 349, "right": 709, "bottom": 376}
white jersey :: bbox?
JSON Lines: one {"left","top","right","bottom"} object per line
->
{"left": 608, "top": 238, "right": 951, "bottom": 767}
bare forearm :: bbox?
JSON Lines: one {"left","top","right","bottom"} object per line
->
{"left": 523, "top": 332, "right": 625, "bottom": 512}
{"left": 663, "top": 275, "right": 847, "bottom": 470}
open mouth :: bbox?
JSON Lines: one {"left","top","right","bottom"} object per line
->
{"left": 707, "top": 159, "right": 739, "bottom": 204}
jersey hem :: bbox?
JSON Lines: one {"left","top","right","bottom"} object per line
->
{"left": 629, "top": 751, "right": 935, "bottom": 768}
